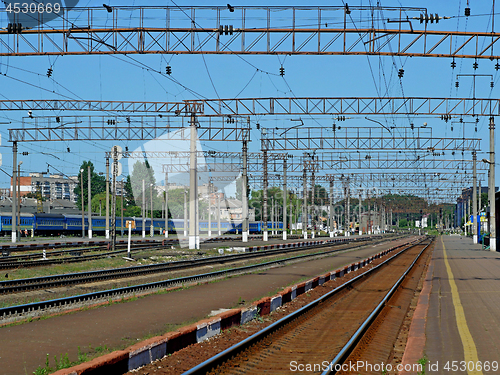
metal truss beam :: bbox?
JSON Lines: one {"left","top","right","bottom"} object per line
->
{"left": 10, "top": 116, "right": 246, "bottom": 142}
{"left": 262, "top": 127, "right": 480, "bottom": 151}
{"left": 1, "top": 6, "right": 499, "bottom": 59}
{"left": 301, "top": 152, "right": 489, "bottom": 171}
{"left": 3, "top": 98, "right": 500, "bottom": 117}
{"left": 105, "top": 150, "right": 487, "bottom": 171}
{"left": 194, "top": 97, "right": 500, "bottom": 117}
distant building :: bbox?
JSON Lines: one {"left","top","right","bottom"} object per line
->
{"left": 11, "top": 173, "right": 78, "bottom": 202}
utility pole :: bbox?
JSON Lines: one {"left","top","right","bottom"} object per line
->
{"left": 283, "top": 157, "right": 287, "bottom": 240}
{"left": 189, "top": 113, "right": 199, "bottom": 249}
{"left": 184, "top": 189, "right": 188, "bottom": 237}
{"left": 489, "top": 117, "right": 496, "bottom": 251}
{"left": 217, "top": 192, "right": 221, "bottom": 235}
{"left": 165, "top": 171, "right": 169, "bottom": 238}
{"left": 87, "top": 166, "right": 92, "bottom": 239}
{"left": 311, "top": 164, "right": 316, "bottom": 238}
{"left": 242, "top": 122, "right": 249, "bottom": 242}
{"left": 359, "top": 190, "right": 362, "bottom": 235}
{"left": 80, "top": 168, "right": 85, "bottom": 238}
{"left": 329, "top": 178, "right": 334, "bottom": 237}
{"left": 302, "top": 162, "right": 307, "bottom": 239}
{"left": 17, "top": 161, "right": 22, "bottom": 240}
{"left": 111, "top": 147, "right": 118, "bottom": 252}
{"left": 208, "top": 182, "right": 212, "bottom": 237}
{"left": 271, "top": 196, "right": 274, "bottom": 235}
{"left": 105, "top": 157, "right": 110, "bottom": 239}
{"left": 121, "top": 178, "right": 124, "bottom": 237}
{"left": 150, "top": 183, "right": 154, "bottom": 237}
{"left": 262, "top": 147, "right": 269, "bottom": 241}
{"left": 11, "top": 141, "right": 17, "bottom": 243}
{"left": 367, "top": 192, "right": 371, "bottom": 235}
{"left": 142, "top": 179, "right": 146, "bottom": 238}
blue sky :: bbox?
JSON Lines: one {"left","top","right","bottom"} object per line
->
{"left": 0, "top": 1, "right": 498, "bottom": 201}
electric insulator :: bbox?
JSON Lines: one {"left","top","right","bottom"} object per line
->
{"left": 455, "top": 81, "right": 459, "bottom": 88}
{"left": 67, "top": 147, "right": 70, "bottom": 152}
{"left": 166, "top": 65, "right": 172, "bottom": 75}
{"left": 7, "top": 23, "right": 22, "bottom": 34}
{"left": 473, "top": 61, "right": 478, "bottom": 70}
{"left": 256, "top": 123, "right": 260, "bottom": 129}
{"left": 22, "top": 151, "right": 29, "bottom": 156}
{"left": 47, "top": 68, "right": 53, "bottom": 78}
{"left": 56, "top": 117, "right": 60, "bottom": 123}
{"left": 451, "top": 60, "right": 456, "bottom": 69}
{"left": 496, "top": 62, "right": 500, "bottom": 71}
{"left": 491, "top": 81, "right": 494, "bottom": 88}
{"left": 465, "top": 7, "right": 471, "bottom": 17}
{"left": 279, "top": 66, "right": 285, "bottom": 76}
{"left": 398, "top": 68, "right": 404, "bottom": 78}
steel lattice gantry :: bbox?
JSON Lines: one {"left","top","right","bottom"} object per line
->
{"left": 1, "top": 6, "right": 500, "bottom": 59}
{"left": 5, "top": 97, "right": 500, "bottom": 122}
{"left": 261, "top": 126, "right": 480, "bottom": 151}
{"left": 11, "top": 115, "right": 246, "bottom": 142}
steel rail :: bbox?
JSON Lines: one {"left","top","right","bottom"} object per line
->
{"left": 321, "top": 238, "right": 432, "bottom": 374}
{"left": 0, "top": 233, "right": 296, "bottom": 269}
{"left": 0, "top": 235, "right": 410, "bottom": 323}
{"left": 0, "top": 236, "right": 390, "bottom": 294}
{"left": 182, "top": 236, "right": 432, "bottom": 375}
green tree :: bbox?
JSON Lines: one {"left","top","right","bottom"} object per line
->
{"left": 130, "top": 160, "right": 156, "bottom": 210}
{"left": 74, "top": 161, "right": 106, "bottom": 211}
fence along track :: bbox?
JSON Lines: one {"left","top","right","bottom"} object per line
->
{"left": 183, "top": 237, "right": 433, "bottom": 375}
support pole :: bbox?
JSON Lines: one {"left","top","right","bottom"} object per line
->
{"left": 11, "top": 141, "right": 17, "bottom": 243}
{"left": 262, "top": 148, "right": 268, "bottom": 241}
{"left": 359, "top": 191, "right": 362, "bottom": 235}
{"left": 87, "top": 166, "right": 92, "bottom": 239}
{"left": 150, "top": 184, "right": 154, "bottom": 237}
{"left": 105, "top": 158, "right": 109, "bottom": 239}
{"left": 302, "top": 163, "right": 307, "bottom": 239}
{"left": 111, "top": 149, "right": 118, "bottom": 252}
{"left": 17, "top": 162, "right": 21, "bottom": 240}
{"left": 311, "top": 167, "right": 315, "bottom": 238}
{"left": 489, "top": 117, "right": 497, "bottom": 251}
{"left": 283, "top": 157, "right": 287, "bottom": 240}
{"left": 184, "top": 189, "right": 188, "bottom": 237}
{"left": 142, "top": 179, "right": 146, "bottom": 238}
{"left": 217, "top": 193, "right": 221, "bottom": 235}
{"left": 208, "top": 183, "right": 212, "bottom": 237}
{"left": 165, "top": 172, "right": 169, "bottom": 238}
{"left": 329, "top": 179, "right": 334, "bottom": 237}
{"left": 189, "top": 114, "right": 199, "bottom": 249}
{"left": 242, "top": 125, "right": 249, "bottom": 242}
{"left": 80, "top": 168, "right": 85, "bottom": 238}
{"left": 121, "top": 178, "right": 124, "bottom": 237}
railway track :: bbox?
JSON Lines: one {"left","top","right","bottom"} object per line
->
{"left": 0, "top": 235, "right": 393, "bottom": 294}
{"left": 0, "top": 233, "right": 307, "bottom": 269}
{"left": 183, "top": 236, "right": 433, "bottom": 375}
{"left": 0, "top": 235, "right": 414, "bottom": 324}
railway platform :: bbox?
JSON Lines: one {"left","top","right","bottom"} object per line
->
{"left": 403, "top": 235, "right": 500, "bottom": 375}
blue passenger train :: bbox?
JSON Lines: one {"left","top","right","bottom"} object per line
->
{"left": 0, "top": 212, "right": 282, "bottom": 236}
